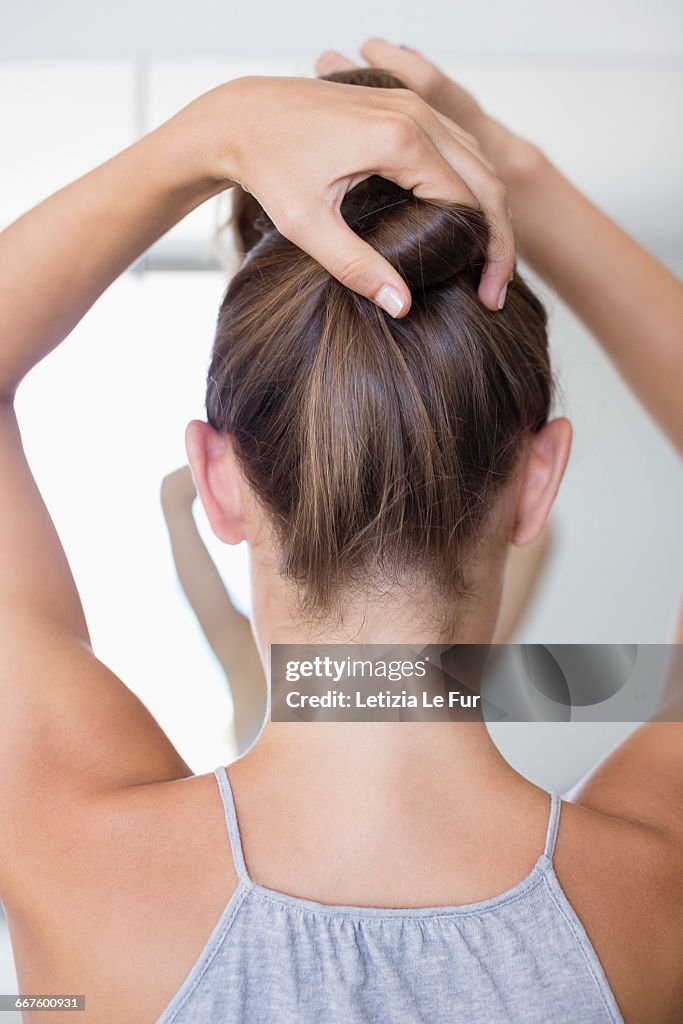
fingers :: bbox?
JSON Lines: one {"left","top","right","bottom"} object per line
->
{"left": 479, "top": 225, "right": 515, "bottom": 312}
{"left": 377, "top": 122, "right": 476, "bottom": 208}
{"left": 315, "top": 51, "right": 359, "bottom": 76}
{"left": 424, "top": 113, "right": 515, "bottom": 310}
{"left": 317, "top": 39, "right": 433, "bottom": 98}
{"left": 374, "top": 96, "right": 515, "bottom": 308}
{"left": 476, "top": 177, "right": 515, "bottom": 312}
{"left": 361, "top": 37, "right": 419, "bottom": 67}
{"left": 359, "top": 38, "right": 435, "bottom": 95}
{"left": 431, "top": 109, "right": 492, "bottom": 168}
{"left": 282, "top": 206, "right": 412, "bottom": 317}
{"left": 317, "top": 40, "right": 438, "bottom": 101}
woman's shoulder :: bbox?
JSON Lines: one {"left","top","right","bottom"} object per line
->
{"left": 555, "top": 795, "right": 683, "bottom": 1023}
{"left": 7, "top": 770, "right": 239, "bottom": 1024}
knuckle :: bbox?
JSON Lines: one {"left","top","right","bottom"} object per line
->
{"left": 332, "top": 251, "right": 370, "bottom": 291}
{"left": 276, "top": 203, "right": 314, "bottom": 238}
{"left": 395, "top": 86, "right": 422, "bottom": 110}
{"left": 383, "top": 110, "right": 419, "bottom": 151}
{"left": 490, "top": 232, "right": 516, "bottom": 267}
{"left": 396, "top": 88, "right": 432, "bottom": 125}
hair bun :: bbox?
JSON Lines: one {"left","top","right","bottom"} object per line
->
{"left": 340, "top": 176, "right": 489, "bottom": 293}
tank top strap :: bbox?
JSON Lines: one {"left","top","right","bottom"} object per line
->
{"left": 543, "top": 791, "right": 562, "bottom": 862}
{"left": 214, "top": 765, "right": 250, "bottom": 883}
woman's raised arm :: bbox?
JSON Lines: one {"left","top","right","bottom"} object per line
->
{"left": 318, "top": 41, "right": 683, "bottom": 453}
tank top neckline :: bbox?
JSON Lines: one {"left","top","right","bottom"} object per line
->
{"left": 214, "top": 764, "right": 562, "bottom": 920}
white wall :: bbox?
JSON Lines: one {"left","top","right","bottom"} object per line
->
{"left": 1, "top": 0, "right": 682, "bottom": 59}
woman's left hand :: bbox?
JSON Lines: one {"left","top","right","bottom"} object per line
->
{"left": 199, "top": 75, "right": 514, "bottom": 314}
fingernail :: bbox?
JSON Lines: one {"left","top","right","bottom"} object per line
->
{"left": 375, "top": 284, "right": 406, "bottom": 318}
{"left": 497, "top": 283, "right": 508, "bottom": 310}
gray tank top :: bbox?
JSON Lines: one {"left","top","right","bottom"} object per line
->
{"left": 156, "top": 765, "right": 623, "bottom": 1023}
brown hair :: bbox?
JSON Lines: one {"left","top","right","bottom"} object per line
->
{"left": 207, "top": 68, "right": 552, "bottom": 615}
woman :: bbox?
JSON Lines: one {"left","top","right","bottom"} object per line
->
{"left": 0, "top": 43, "right": 681, "bottom": 1024}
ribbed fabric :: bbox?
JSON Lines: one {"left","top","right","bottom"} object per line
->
{"left": 156, "top": 766, "right": 623, "bottom": 1023}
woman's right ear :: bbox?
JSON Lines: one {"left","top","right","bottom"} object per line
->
{"left": 511, "top": 418, "right": 572, "bottom": 548}
{"left": 184, "top": 420, "right": 247, "bottom": 545}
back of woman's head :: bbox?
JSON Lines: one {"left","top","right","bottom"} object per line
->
{"left": 207, "top": 68, "right": 552, "bottom": 615}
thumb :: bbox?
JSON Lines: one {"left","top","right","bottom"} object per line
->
{"left": 285, "top": 209, "right": 411, "bottom": 317}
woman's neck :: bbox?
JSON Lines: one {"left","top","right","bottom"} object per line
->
{"left": 248, "top": 549, "right": 506, "bottom": 656}
{"left": 254, "top": 717, "right": 504, "bottom": 770}
{"left": 241, "top": 717, "right": 531, "bottom": 848}
{"left": 242, "top": 554, "right": 520, "bottom": 794}
{"left": 242, "top": 545, "right": 515, "bottom": 793}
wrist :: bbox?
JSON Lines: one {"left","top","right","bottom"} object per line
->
{"left": 475, "top": 115, "right": 547, "bottom": 188}
{"left": 174, "top": 77, "right": 254, "bottom": 189}
{"left": 156, "top": 82, "right": 244, "bottom": 198}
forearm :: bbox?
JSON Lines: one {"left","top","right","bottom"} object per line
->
{"left": 0, "top": 90, "right": 232, "bottom": 399}
{"left": 481, "top": 119, "right": 683, "bottom": 451}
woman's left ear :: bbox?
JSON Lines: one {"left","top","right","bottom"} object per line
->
{"left": 511, "top": 418, "right": 572, "bottom": 547}
{"left": 184, "top": 420, "right": 247, "bottom": 544}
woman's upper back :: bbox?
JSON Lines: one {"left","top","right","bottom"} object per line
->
{"left": 156, "top": 766, "right": 623, "bottom": 1024}
{"left": 7, "top": 755, "right": 682, "bottom": 1024}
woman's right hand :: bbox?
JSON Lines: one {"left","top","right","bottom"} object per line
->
{"left": 317, "top": 40, "right": 486, "bottom": 136}
{"left": 314, "top": 41, "right": 683, "bottom": 453}
{"left": 315, "top": 40, "right": 540, "bottom": 185}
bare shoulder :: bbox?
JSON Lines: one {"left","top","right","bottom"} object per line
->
{"left": 558, "top": 685, "right": 683, "bottom": 1016}
{"left": 555, "top": 797, "right": 683, "bottom": 1023}
{"left": 0, "top": 616, "right": 190, "bottom": 891}
{"left": 7, "top": 771, "right": 239, "bottom": 1024}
